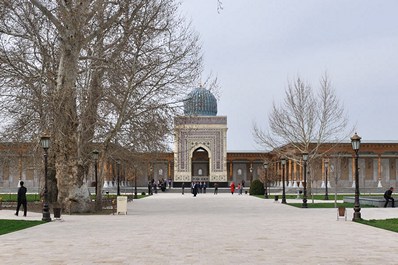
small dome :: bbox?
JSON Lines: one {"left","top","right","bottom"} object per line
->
{"left": 184, "top": 87, "right": 217, "bottom": 116}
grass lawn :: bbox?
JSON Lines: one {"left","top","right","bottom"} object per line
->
{"left": 256, "top": 194, "right": 385, "bottom": 201}
{"left": 0, "top": 219, "right": 45, "bottom": 235}
{"left": 0, "top": 194, "right": 40, "bottom": 202}
{"left": 100, "top": 194, "right": 148, "bottom": 200}
{"left": 286, "top": 202, "right": 375, "bottom": 208}
{"left": 257, "top": 194, "right": 350, "bottom": 200}
{"left": 280, "top": 194, "right": 383, "bottom": 200}
{"left": 356, "top": 218, "right": 398, "bottom": 233}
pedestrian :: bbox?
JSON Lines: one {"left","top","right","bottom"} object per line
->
{"left": 161, "top": 180, "right": 166, "bottom": 192}
{"left": 148, "top": 181, "right": 152, "bottom": 195}
{"left": 384, "top": 187, "right": 395, "bottom": 207}
{"left": 193, "top": 182, "right": 198, "bottom": 197}
{"left": 230, "top": 181, "right": 235, "bottom": 195}
{"left": 238, "top": 183, "right": 242, "bottom": 195}
{"left": 203, "top": 182, "right": 207, "bottom": 193}
{"left": 182, "top": 182, "right": 185, "bottom": 195}
{"left": 214, "top": 182, "right": 218, "bottom": 195}
{"left": 15, "top": 181, "right": 27, "bottom": 216}
{"left": 153, "top": 181, "right": 158, "bottom": 194}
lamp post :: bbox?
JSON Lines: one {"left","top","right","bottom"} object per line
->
{"left": 40, "top": 134, "right": 51, "bottom": 222}
{"left": 324, "top": 159, "right": 329, "bottom": 200}
{"left": 263, "top": 161, "right": 269, "bottom": 199}
{"left": 281, "top": 158, "right": 287, "bottom": 204}
{"left": 134, "top": 170, "right": 138, "bottom": 199}
{"left": 92, "top": 150, "right": 99, "bottom": 199}
{"left": 302, "top": 152, "right": 308, "bottom": 208}
{"left": 351, "top": 132, "right": 362, "bottom": 221}
{"left": 116, "top": 160, "right": 121, "bottom": 196}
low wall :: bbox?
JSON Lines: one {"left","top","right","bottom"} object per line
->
{"left": 344, "top": 196, "right": 392, "bottom": 207}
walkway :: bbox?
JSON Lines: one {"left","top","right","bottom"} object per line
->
{"left": 1, "top": 193, "right": 398, "bottom": 265}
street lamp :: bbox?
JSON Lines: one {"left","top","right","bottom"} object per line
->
{"left": 324, "top": 159, "right": 329, "bottom": 200}
{"left": 351, "top": 132, "right": 361, "bottom": 221}
{"left": 263, "top": 161, "right": 269, "bottom": 199}
{"left": 116, "top": 160, "right": 121, "bottom": 196}
{"left": 134, "top": 169, "right": 138, "bottom": 199}
{"left": 281, "top": 158, "right": 287, "bottom": 204}
{"left": 40, "top": 134, "right": 51, "bottom": 222}
{"left": 92, "top": 150, "right": 99, "bottom": 200}
{"left": 302, "top": 152, "right": 309, "bottom": 208}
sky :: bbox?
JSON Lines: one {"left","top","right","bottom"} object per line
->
{"left": 179, "top": 0, "right": 398, "bottom": 151}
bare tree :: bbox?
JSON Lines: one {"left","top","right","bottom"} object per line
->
{"left": 253, "top": 73, "right": 352, "bottom": 163}
{"left": 0, "top": 0, "right": 203, "bottom": 212}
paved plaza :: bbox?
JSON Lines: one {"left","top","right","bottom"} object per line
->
{"left": 1, "top": 193, "right": 398, "bottom": 265}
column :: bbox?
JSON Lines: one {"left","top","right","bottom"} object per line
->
{"left": 377, "top": 154, "right": 382, "bottom": 187}
{"left": 229, "top": 160, "right": 233, "bottom": 181}
{"left": 321, "top": 158, "right": 326, "bottom": 188}
{"left": 293, "top": 160, "right": 298, "bottom": 188}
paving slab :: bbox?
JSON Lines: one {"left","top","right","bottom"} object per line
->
{"left": 1, "top": 193, "right": 398, "bottom": 265}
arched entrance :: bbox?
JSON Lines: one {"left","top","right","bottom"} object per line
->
{"left": 191, "top": 147, "right": 209, "bottom": 182}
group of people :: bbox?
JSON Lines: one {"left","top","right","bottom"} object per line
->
{"left": 10, "top": 181, "right": 397, "bottom": 217}
{"left": 188, "top": 181, "right": 248, "bottom": 196}
{"left": 147, "top": 178, "right": 173, "bottom": 194}
{"left": 190, "top": 181, "right": 208, "bottom": 197}
{"left": 230, "top": 180, "right": 245, "bottom": 195}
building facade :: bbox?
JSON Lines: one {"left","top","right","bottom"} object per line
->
{"left": 1, "top": 87, "right": 398, "bottom": 192}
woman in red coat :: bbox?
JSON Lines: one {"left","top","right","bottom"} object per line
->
{"left": 230, "top": 182, "right": 235, "bottom": 195}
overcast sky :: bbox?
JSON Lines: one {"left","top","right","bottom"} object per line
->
{"left": 179, "top": 0, "right": 398, "bottom": 151}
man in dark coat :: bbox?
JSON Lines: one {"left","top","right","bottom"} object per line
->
{"left": 15, "top": 181, "right": 27, "bottom": 216}
{"left": 384, "top": 187, "right": 395, "bottom": 208}
{"left": 193, "top": 182, "right": 198, "bottom": 197}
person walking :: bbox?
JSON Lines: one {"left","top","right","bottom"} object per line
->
{"left": 15, "top": 181, "right": 27, "bottom": 216}
{"left": 230, "top": 181, "right": 235, "bottom": 195}
{"left": 214, "top": 182, "right": 218, "bottom": 195}
{"left": 384, "top": 187, "right": 395, "bottom": 207}
{"left": 193, "top": 182, "right": 199, "bottom": 197}
{"left": 153, "top": 181, "right": 158, "bottom": 194}
{"left": 238, "top": 183, "right": 242, "bottom": 195}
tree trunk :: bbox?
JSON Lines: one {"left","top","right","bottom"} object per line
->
{"left": 53, "top": 41, "right": 91, "bottom": 212}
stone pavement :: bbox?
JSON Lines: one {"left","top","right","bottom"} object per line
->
{"left": 1, "top": 193, "right": 398, "bottom": 265}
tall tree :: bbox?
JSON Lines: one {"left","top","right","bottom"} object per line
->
{"left": 253, "top": 74, "right": 352, "bottom": 163}
{"left": 0, "top": 0, "right": 202, "bottom": 211}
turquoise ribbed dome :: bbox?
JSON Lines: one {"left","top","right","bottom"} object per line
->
{"left": 184, "top": 87, "right": 218, "bottom": 116}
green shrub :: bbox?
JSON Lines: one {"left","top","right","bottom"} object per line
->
{"left": 141, "top": 192, "right": 146, "bottom": 196}
{"left": 249, "top": 179, "right": 264, "bottom": 195}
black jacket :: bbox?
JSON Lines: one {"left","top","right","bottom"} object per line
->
{"left": 17, "top": 186, "right": 27, "bottom": 202}
{"left": 384, "top": 189, "right": 393, "bottom": 199}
